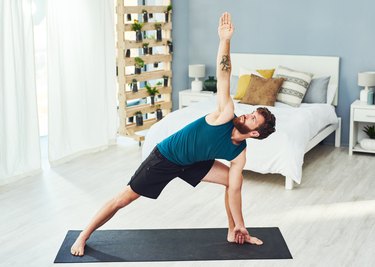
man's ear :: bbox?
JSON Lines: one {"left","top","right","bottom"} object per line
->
{"left": 248, "top": 130, "right": 260, "bottom": 138}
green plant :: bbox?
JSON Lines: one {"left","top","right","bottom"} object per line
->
{"left": 363, "top": 125, "right": 375, "bottom": 139}
{"left": 135, "top": 111, "right": 142, "bottom": 115}
{"left": 131, "top": 20, "right": 143, "bottom": 31}
{"left": 154, "top": 23, "right": 162, "bottom": 30}
{"left": 145, "top": 83, "right": 160, "bottom": 96}
{"left": 167, "top": 4, "right": 172, "bottom": 12}
{"left": 134, "top": 57, "right": 145, "bottom": 68}
{"left": 142, "top": 9, "right": 147, "bottom": 14}
{"left": 156, "top": 81, "right": 162, "bottom": 86}
{"left": 155, "top": 104, "right": 161, "bottom": 109}
{"left": 142, "top": 43, "right": 149, "bottom": 48}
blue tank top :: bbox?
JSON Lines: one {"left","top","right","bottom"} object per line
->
{"left": 157, "top": 115, "right": 247, "bottom": 165}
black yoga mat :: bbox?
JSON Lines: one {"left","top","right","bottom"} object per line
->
{"left": 54, "top": 228, "right": 292, "bottom": 263}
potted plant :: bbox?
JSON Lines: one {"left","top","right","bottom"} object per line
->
{"left": 155, "top": 104, "right": 163, "bottom": 120}
{"left": 131, "top": 79, "right": 138, "bottom": 92}
{"left": 142, "top": 43, "right": 149, "bottom": 55}
{"left": 154, "top": 23, "right": 162, "bottom": 42}
{"left": 163, "top": 75, "right": 169, "bottom": 87}
{"left": 360, "top": 125, "right": 375, "bottom": 150}
{"left": 131, "top": 20, "right": 143, "bottom": 42}
{"left": 156, "top": 81, "right": 162, "bottom": 97}
{"left": 135, "top": 111, "right": 143, "bottom": 126}
{"left": 146, "top": 35, "right": 155, "bottom": 54}
{"left": 165, "top": 4, "right": 172, "bottom": 22}
{"left": 145, "top": 83, "right": 160, "bottom": 105}
{"left": 142, "top": 9, "right": 148, "bottom": 23}
{"left": 167, "top": 40, "right": 173, "bottom": 54}
{"left": 134, "top": 57, "right": 144, "bottom": 74}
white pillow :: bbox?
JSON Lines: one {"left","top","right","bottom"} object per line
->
{"left": 273, "top": 66, "right": 313, "bottom": 107}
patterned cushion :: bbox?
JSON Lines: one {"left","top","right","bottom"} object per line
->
{"left": 240, "top": 75, "right": 284, "bottom": 106}
{"left": 233, "top": 68, "right": 275, "bottom": 100}
{"left": 273, "top": 66, "right": 313, "bottom": 107}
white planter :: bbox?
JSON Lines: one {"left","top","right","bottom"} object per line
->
{"left": 359, "top": 138, "right": 375, "bottom": 151}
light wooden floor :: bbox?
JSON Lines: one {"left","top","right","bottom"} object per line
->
{"left": 1, "top": 137, "right": 375, "bottom": 267}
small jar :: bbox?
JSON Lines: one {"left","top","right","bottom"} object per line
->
{"left": 368, "top": 90, "right": 374, "bottom": 105}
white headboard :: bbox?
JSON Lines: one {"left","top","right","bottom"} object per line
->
{"left": 231, "top": 53, "right": 340, "bottom": 106}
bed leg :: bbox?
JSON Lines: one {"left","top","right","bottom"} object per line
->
{"left": 285, "top": 177, "right": 294, "bottom": 190}
{"left": 335, "top": 117, "right": 341, "bottom": 147}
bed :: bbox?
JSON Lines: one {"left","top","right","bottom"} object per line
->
{"left": 142, "top": 53, "right": 342, "bottom": 189}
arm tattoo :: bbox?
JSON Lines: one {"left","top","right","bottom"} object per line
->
{"left": 220, "top": 55, "right": 231, "bottom": 72}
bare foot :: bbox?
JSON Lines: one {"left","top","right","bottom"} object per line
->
{"left": 227, "top": 229, "right": 263, "bottom": 245}
{"left": 70, "top": 234, "right": 87, "bottom": 256}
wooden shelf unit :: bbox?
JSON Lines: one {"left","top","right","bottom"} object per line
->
{"left": 116, "top": 0, "right": 172, "bottom": 143}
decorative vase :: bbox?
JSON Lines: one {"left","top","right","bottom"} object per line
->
{"left": 360, "top": 138, "right": 375, "bottom": 151}
{"left": 167, "top": 42, "right": 173, "bottom": 54}
{"left": 136, "top": 31, "right": 143, "bottom": 42}
{"left": 156, "top": 28, "right": 162, "bottom": 42}
{"left": 136, "top": 114, "right": 143, "bottom": 126}
{"left": 135, "top": 67, "right": 141, "bottom": 75}
{"left": 163, "top": 76, "right": 168, "bottom": 87}
{"left": 165, "top": 12, "right": 169, "bottom": 22}
{"left": 156, "top": 109, "right": 163, "bottom": 120}
{"left": 132, "top": 82, "right": 138, "bottom": 92}
{"left": 150, "top": 96, "right": 155, "bottom": 105}
{"left": 148, "top": 47, "right": 153, "bottom": 55}
{"left": 203, "top": 76, "right": 217, "bottom": 93}
{"left": 143, "top": 13, "right": 148, "bottom": 23}
{"left": 143, "top": 47, "right": 148, "bottom": 55}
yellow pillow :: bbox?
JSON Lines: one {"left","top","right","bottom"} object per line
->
{"left": 233, "top": 69, "right": 275, "bottom": 100}
{"left": 257, "top": 69, "right": 275, "bottom": 79}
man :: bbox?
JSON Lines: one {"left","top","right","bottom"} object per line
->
{"left": 71, "top": 12, "right": 276, "bottom": 256}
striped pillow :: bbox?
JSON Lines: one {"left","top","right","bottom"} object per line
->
{"left": 273, "top": 66, "right": 313, "bottom": 107}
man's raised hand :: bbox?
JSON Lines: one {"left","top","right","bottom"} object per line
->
{"left": 218, "top": 12, "right": 234, "bottom": 41}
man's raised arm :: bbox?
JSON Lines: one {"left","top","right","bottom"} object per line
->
{"left": 216, "top": 12, "right": 234, "bottom": 113}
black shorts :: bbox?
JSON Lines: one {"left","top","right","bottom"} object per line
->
{"left": 127, "top": 147, "right": 215, "bottom": 199}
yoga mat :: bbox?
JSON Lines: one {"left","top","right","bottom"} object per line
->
{"left": 54, "top": 228, "right": 292, "bottom": 263}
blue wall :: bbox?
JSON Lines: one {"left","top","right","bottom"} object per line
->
{"left": 172, "top": 0, "right": 375, "bottom": 146}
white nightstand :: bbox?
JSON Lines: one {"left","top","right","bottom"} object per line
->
{"left": 179, "top": 89, "right": 215, "bottom": 109}
{"left": 349, "top": 100, "right": 375, "bottom": 155}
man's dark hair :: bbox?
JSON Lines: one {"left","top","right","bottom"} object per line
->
{"left": 254, "top": 107, "right": 276, "bottom": 140}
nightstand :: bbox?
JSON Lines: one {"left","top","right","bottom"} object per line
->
{"left": 349, "top": 100, "right": 375, "bottom": 155}
{"left": 179, "top": 89, "right": 215, "bottom": 109}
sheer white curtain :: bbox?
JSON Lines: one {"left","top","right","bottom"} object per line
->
{"left": 47, "top": 0, "right": 117, "bottom": 165}
{"left": 0, "top": 0, "right": 41, "bottom": 185}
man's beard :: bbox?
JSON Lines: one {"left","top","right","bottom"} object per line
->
{"left": 232, "top": 115, "right": 251, "bottom": 134}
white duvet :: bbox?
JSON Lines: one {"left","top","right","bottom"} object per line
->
{"left": 142, "top": 96, "right": 338, "bottom": 184}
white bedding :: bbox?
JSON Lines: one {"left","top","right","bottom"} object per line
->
{"left": 142, "top": 96, "right": 338, "bottom": 184}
